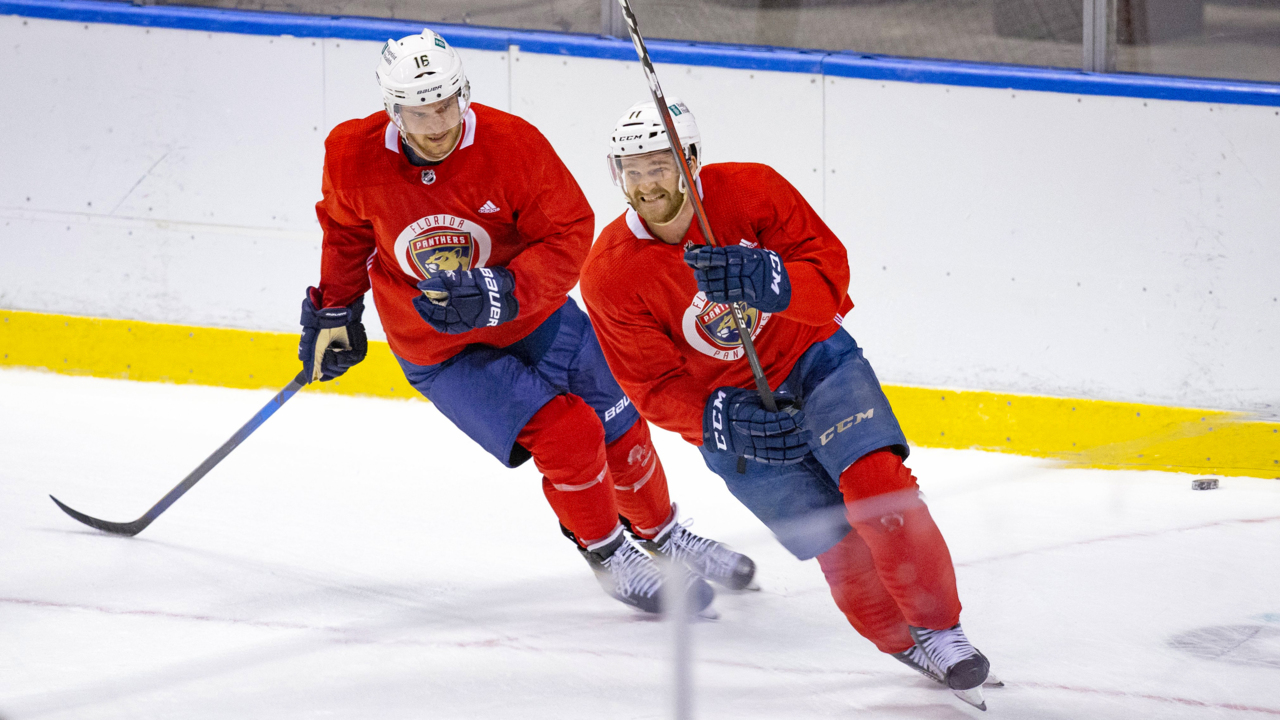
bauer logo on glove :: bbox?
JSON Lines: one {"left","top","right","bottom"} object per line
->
{"left": 413, "top": 267, "right": 519, "bottom": 334}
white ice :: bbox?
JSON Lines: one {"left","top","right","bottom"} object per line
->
{"left": 1, "top": 368, "right": 1277, "bottom": 719}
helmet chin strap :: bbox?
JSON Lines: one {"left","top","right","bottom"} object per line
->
{"left": 648, "top": 190, "right": 689, "bottom": 228}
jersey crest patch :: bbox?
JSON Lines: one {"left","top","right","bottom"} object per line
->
{"left": 680, "top": 292, "right": 770, "bottom": 361}
{"left": 393, "top": 214, "right": 493, "bottom": 281}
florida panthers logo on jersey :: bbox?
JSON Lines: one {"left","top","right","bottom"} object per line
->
{"left": 393, "top": 214, "right": 493, "bottom": 281}
{"left": 681, "top": 292, "right": 770, "bottom": 361}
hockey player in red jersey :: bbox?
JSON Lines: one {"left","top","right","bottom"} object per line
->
{"left": 297, "top": 30, "right": 757, "bottom": 615}
{"left": 581, "top": 99, "right": 998, "bottom": 708}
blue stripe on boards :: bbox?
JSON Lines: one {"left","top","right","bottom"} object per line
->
{"left": 823, "top": 53, "right": 1280, "bottom": 107}
{"left": 3, "top": 0, "right": 1279, "bottom": 106}
{"left": 512, "top": 30, "right": 826, "bottom": 73}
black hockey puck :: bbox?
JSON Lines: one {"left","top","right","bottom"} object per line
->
{"left": 1192, "top": 478, "right": 1220, "bottom": 491}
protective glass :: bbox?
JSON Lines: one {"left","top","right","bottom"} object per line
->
{"left": 609, "top": 149, "right": 681, "bottom": 193}
{"left": 394, "top": 94, "right": 463, "bottom": 137}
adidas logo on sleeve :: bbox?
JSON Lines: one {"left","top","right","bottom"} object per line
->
{"left": 478, "top": 201, "right": 500, "bottom": 214}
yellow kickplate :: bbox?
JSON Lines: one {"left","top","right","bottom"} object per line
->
{"left": 885, "top": 386, "right": 1278, "bottom": 479}
{"left": 3, "top": 309, "right": 1277, "bottom": 478}
{"left": 0, "top": 309, "right": 419, "bottom": 400}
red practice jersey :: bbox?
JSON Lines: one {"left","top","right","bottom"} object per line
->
{"left": 581, "top": 163, "right": 855, "bottom": 445}
{"left": 315, "top": 104, "right": 594, "bottom": 366}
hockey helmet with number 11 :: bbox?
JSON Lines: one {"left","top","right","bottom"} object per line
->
{"left": 376, "top": 29, "right": 471, "bottom": 139}
{"left": 607, "top": 98, "right": 702, "bottom": 195}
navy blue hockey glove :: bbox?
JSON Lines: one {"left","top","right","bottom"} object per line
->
{"left": 684, "top": 245, "right": 791, "bottom": 313}
{"left": 414, "top": 267, "right": 519, "bottom": 334}
{"left": 298, "top": 287, "right": 368, "bottom": 383}
{"left": 703, "top": 387, "right": 812, "bottom": 465}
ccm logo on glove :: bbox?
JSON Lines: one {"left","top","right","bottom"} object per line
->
{"left": 684, "top": 245, "right": 791, "bottom": 314}
{"left": 702, "top": 387, "right": 811, "bottom": 465}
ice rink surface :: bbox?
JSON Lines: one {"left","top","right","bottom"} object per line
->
{"left": 1, "top": 368, "right": 1277, "bottom": 719}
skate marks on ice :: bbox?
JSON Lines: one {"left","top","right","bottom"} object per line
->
{"left": 6, "top": 372, "right": 1280, "bottom": 719}
{"left": 1169, "top": 624, "right": 1280, "bottom": 669}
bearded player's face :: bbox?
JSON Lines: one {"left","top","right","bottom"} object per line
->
{"left": 620, "top": 151, "right": 687, "bottom": 225}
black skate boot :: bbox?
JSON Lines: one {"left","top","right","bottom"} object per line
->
{"left": 909, "top": 624, "right": 992, "bottom": 711}
{"left": 635, "top": 506, "right": 757, "bottom": 591}
{"left": 580, "top": 527, "right": 715, "bottom": 615}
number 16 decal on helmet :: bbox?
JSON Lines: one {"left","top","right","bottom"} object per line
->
{"left": 377, "top": 29, "right": 471, "bottom": 162}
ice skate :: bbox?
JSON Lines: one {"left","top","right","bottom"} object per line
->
{"left": 581, "top": 527, "right": 715, "bottom": 615}
{"left": 636, "top": 507, "right": 758, "bottom": 590}
{"left": 909, "top": 624, "right": 992, "bottom": 711}
{"left": 894, "top": 643, "right": 1003, "bottom": 688}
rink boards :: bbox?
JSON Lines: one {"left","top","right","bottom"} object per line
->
{"left": 0, "top": 3, "right": 1277, "bottom": 478}
{"left": 4, "top": 308, "right": 1275, "bottom": 479}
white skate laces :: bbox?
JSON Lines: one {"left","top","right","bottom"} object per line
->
{"left": 581, "top": 528, "right": 716, "bottom": 615}
{"left": 892, "top": 644, "right": 944, "bottom": 683}
{"left": 908, "top": 623, "right": 992, "bottom": 710}
{"left": 640, "top": 510, "right": 757, "bottom": 590}
{"left": 602, "top": 537, "right": 664, "bottom": 602}
{"left": 912, "top": 624, "right": 978, "bottom": 676}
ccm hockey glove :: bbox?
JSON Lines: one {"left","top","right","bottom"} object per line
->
{"left": 702, "top": 387, "right": 812, "bottom": 465}
{"left": 414, "top": 267, "right": 519, "bottom": 334}
{"left": 299, "top": 287, "right": 368, "bottom": 383}
{"left": 684, "top": 245, "right": 791, "bottom": 313}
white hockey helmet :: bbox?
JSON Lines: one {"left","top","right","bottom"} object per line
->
{"left": 607, "top": 98, "right": 702, "bottom": 192}
{"left": 376, "top": 29, "right": 471, "bottom": 136}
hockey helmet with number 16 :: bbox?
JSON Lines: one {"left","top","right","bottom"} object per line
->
{"left": 607, "top": 98, "right": 702, "bottom": 194}
{"left": 376, "top": 29, "right": 471, "bottom": 138}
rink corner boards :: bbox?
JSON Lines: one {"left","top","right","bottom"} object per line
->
{"left": 3, "top": 308, "right": 1278, "bottom": 480}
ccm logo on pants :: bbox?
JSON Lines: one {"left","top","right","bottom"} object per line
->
{"left": 819, "top": 409, "right": 874, "bottom": 446}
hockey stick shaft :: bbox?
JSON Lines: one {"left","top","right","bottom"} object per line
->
{"left": 616, "top": 0, "right": 778, "bottom": 413}
{"left": 50, "top": 371, "right": 310, "bottom": 537}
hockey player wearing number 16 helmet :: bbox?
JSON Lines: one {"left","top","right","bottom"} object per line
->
{"left": 376, "top": 28, "right": 471, "bottom": 162}
{"left": 302, "top": 31, "right": 758, "bottom": 620}
{"left": 607, "top": 98, "right": 701, "bottom": 228}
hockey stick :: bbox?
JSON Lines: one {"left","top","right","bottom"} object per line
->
{"left": 615, "top": 0, "right": 778, "bottom": 414}
{"left": 49, "top": 371, "right": 310, "bottom": 537}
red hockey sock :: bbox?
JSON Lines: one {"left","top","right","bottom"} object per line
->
{"left": 838, "top": 449, "right": 962, "bottom": 631}
{"left": 816, "top": 529, "right": 915, "bottom": 654}
{"left": 605, "top": 420, "right": 673, "bottom": 538}
{"left": 518, "top": 394, "right": 620, "bottom": 546}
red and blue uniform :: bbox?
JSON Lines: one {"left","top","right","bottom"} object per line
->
{"left": 582, "top": 162, "right": 964, "bottom": 653}
{"left": 312, "top": 104, "right": 673, "bottom": 543}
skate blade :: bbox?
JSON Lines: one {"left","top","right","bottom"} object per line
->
{"left": 984, "top": 672, "right": 1004, "bottom": 688}
{"left": 697, "top": 607, "right": 720, "bottom": 620}
{"left": 952, "top": 686, "right": 986, "bottom": 711}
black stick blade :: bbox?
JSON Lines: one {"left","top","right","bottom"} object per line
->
{"left": 49, "top": 495, "right": 151, "bottom": 537}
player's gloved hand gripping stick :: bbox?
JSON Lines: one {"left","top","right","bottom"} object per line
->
{"left": 415, "top": 267, "right": 519, "bottom": 334}
{"left": 615, "top": 0, "right": 778, "bottom": 415}
{"left": 703, "top": 388, "right": 812, "bottom": 465}
{"left": 684, "top": 246, "right": 792, "bottom": 314}
{"left": 49, "top": 290, "right": 370, "bottom": 536}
